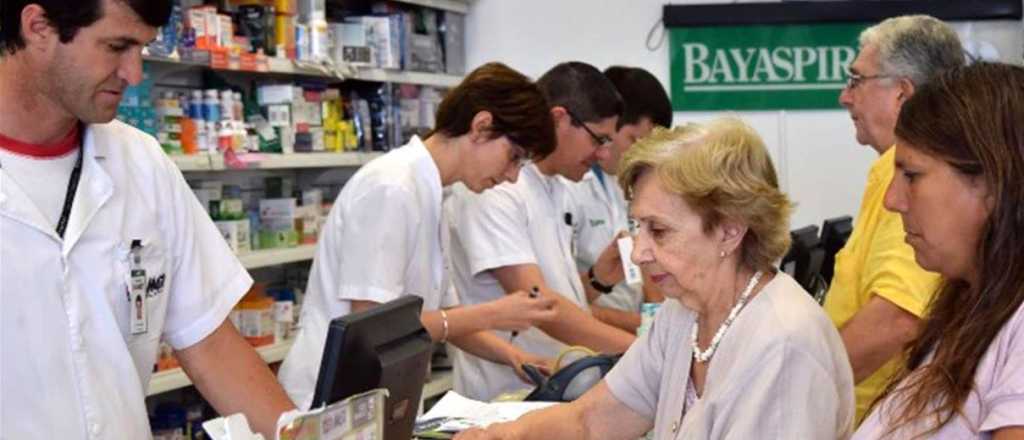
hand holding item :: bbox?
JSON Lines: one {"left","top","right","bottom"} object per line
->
{"left": 489, "top": 289, "right": 557, "bottom": 332}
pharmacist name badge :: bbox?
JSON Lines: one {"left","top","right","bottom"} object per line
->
{"left": 129, "top": 241, "right": 148, "bottom": 335}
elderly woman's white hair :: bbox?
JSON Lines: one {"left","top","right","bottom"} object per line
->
{"left": 618, "top": 117, "right": 794, "bottom": 273}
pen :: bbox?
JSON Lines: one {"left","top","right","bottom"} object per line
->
{"left": 510, "top": 286, "right": 541, "bottom": 341}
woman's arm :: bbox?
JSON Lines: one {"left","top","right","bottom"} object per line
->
{"left": 454, "top": 382, "right": 652, "bottom": 440}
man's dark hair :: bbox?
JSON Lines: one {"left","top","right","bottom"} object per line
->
{"left": 604, "top": 66, "right": 673, "bottom": 129}
{"left": 1, "top": 0, "right": 173, "bottom": 55}
{"left": 537, "top": 61, "right": 623, "bottom": 125}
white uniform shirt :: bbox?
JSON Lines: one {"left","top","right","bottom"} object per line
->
{"left": 446, "top": 164, "right": 588, "bottom": 400}
{"left": 605, "top": 273, "right": 855, "bottom": 439}
{"left": 1, "top": 121, "right": 252, "bottom": 439}
{"left": 566, "top": 169, "right": 642, "bottom": 312}
{"left": 278, "top": 136, "right": 458, "bottom": 410}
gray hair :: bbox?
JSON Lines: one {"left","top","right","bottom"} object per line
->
{"left": 859, "top": 15, "right": 965, "bottom": 87}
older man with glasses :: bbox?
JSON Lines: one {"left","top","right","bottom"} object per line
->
{"left": 445, "top": 61, "right": 637, "bottom": 401}
{"left": 826, "top": 14, "right": 964, "bottom": 425}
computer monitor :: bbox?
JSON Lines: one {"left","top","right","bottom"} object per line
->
{"left": 820, "top": 216, "right": 854, "bottom": 284}
{"left": 311, "top": 295, "right": 433, "bottom": 440}
{"left": 781, "top": 225, "right": 824, "bottom": 293}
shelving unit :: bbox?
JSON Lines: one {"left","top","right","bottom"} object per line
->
{"left": 143, "top": 1, "right": 465, "bottom": 408}
{"left": 148, "top": 337, "right": 454, "bottom": 401}
{"left": 422, "top": 370, "right": 454, "bottom": 401}
{"left": 395, "top": 0, "right": 470, "bottom": 14}
{"left": 145, "top": 55, "right": 462, "bottom": 88}
{"left": 238, "top": 244, "right": 317, "bottom": 269}
{"left": 169, "top": 151, "right": 383, "bottom": 172}
{"left": 148, "top": 338, "right": 296, "bottom": 396}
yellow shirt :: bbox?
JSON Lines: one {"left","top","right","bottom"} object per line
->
{"left": 823, "top": 146, "right": 942, "bottom": 424}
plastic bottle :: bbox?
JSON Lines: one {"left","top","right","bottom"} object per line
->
{"left": 238, "top": 283, "right": 275, "bottom": 347}
{"left": 220, "top": 90, "right": 234, "bottom": 122}
{"left": 203, "top": 89, "right": 220, "bottom": 123}
{"left": 188, "top": 90, "right": 203, "bottom": 119}
{"left": 180, "top": 117, "right": 198, "bottom": 155}
{"left": 233, "top": 91, "right": 244, "bottom": 121}
{"left": 270, "top": 288, "right": 296, "bottom": 343}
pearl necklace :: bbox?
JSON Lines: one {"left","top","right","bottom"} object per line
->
{"left": 691, "top": 270, "right": 763, "bottom": 363}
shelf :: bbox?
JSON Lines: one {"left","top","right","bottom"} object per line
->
{"left": 395, "top": 0, "right": 471, "bottom": 14}
{"left": 170, "top": 154, "right": 213, "bottom": 171}
{"left": 147, "top": 341, "right": 452, "bottom": 398}
{"left": 347, "top": 67, "right": 462, "bottom": 88}
{"left": 167, "top": 151, "right": 383, "bottom": 172}
{"left": 222, "top": 151, "right": 383, "bottom": 170}
{"left": 148, "top": 338, "right": 295, "bottom": 396}
{"left": 146, "top": 55, "right": 463, "bottom": 88}
{"left": 423, "top": 370, "right": 454, "bottom": 401}
{"left": 239, "top": 245, "right": 317, "bottom": 269}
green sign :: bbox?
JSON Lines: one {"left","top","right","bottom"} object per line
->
{"left": 669, "top": 23, "right": 870, "bottom": 110}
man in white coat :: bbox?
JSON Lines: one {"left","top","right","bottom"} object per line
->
{"left": 447, "top": 62, "right": 637, "bottom": 401}
{"left": 0, "top": 1, "right": 294, "bottom": 438}
{"left": 567, "top": 66, "right": 673, "bottom": 332}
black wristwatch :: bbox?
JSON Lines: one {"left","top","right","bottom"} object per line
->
{"left": 588, "top": 266, "right": 614, "bottom": 294}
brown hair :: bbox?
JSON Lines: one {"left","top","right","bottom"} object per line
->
{"left": 428, "top": 62, "right": 555, "bottom": 159}
{"left": 618, "top": 118, "right": 793, "bottom": 273}
{"left": 874, "top": 62, "right": 1024, "bottom": 437}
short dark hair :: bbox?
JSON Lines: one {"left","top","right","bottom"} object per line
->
{"left": 429, "top": 62, "right": 555, "bottom": 159}
{"left": 1, "top": 0, "right": 173, "bottom": 55}
{"left": 537, "top": 61, "right": 623, "bottom": 125}
{"left": 604, "top": 66, "right": 673, "bottom": 129}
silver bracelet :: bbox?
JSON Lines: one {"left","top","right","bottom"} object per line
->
{"left": 439, "top": 309, "right": 450, "bottom": 344}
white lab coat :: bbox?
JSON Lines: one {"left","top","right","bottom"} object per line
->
{"left": 566, "top": 169, "right": 642, "bottom": 312}
{"left": 278, "top": 136, "right": 458, "bottom": 410}
{"left": 0, "top": 121, "right": 252, "bottom": 439}
{"left": 445, "top": 164, "right": 588, "bottom": 400}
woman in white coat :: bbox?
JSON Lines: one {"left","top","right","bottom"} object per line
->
{"left": 279, "top": 62, "right": 560, "bottom": 409}
{"left": 456, "top": 118, "right": 854, "bottom": 439}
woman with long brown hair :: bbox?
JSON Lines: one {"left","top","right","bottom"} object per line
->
{"left": 853, "top": 62, "right": 1024, "bottom": 438}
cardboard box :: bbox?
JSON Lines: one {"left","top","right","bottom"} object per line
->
{"left": 265, "top": 104, "right": 291, "bottom": 127}
{"left": 216, "top": 219, "right": 252, "bottom": 254}
{"left": 257, "top": 84, "right": 299, "bottom": 105}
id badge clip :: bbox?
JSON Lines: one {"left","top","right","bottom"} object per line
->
{"left": 129, "top": 239, "right": 148, "bottom": 335}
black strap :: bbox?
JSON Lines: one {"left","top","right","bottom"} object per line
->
{"left": 55, "top": 150, "right": 83, "bottom": 239}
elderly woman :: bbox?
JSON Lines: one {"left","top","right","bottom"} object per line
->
{"left": 455, "top": 118, "right": 854, "bottom": 440}
{"left": 852, "top": 63, "right": 1024, "bottom": 439}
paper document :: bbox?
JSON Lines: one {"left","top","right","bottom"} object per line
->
{"left": 203, "top": 389, "right": 388, "bottom": 440}
{"left": 414, "top": 391, "right": 557, "bottom": 434}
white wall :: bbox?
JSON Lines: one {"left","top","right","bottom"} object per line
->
{"left": 462, "top": 0, "right": 1021, "bottom": 229}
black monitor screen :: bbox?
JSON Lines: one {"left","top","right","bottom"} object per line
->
{"left": 311, "top": 295, "right": 433, "bottom": 440}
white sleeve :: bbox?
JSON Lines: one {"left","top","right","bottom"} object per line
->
{"left": 330, "top": 183, "right": 419, "bottom": 304}
{"left": 452, "top": 186, "right": 536, "bottom": 277}
{"left": 980, "top": 307, "right": 1024, "bottom": 432}
{"left": 603, "top": 302, "right": 672, "bottom": 418}
{"left": 162, "top": 157, "right": 252, "bottom": 350}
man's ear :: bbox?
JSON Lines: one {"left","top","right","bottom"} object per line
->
{"left": 20, "top": 4, "right": 59, "bottom": 52}
{"left": 551, "top": 106, "right": 570, "bottom": 128}
{"left": 896, "top": 77, "right": 916, "bottom": 103}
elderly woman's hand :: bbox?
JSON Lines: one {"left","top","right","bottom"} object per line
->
{"left": 454, "top": 427, "right": 505, "bottom": 440}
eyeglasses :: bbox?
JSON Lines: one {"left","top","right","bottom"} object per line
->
{"left": 566, "top": 109, "right": 613, "bottom": 149}
{"left": 844, "top": 67, "right": 894, "bottom": 90}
